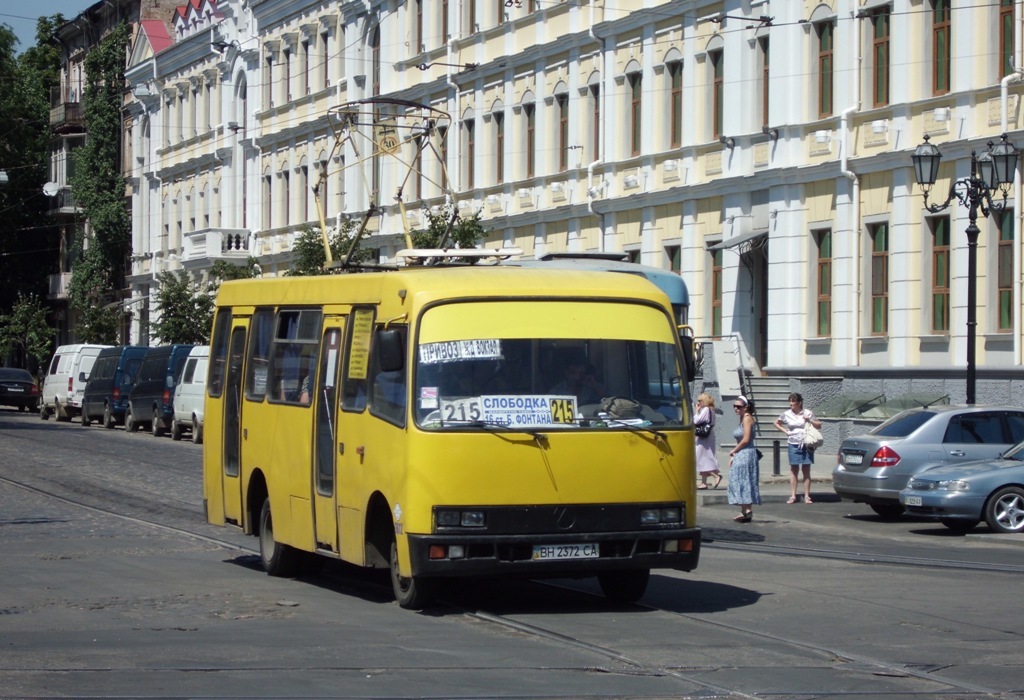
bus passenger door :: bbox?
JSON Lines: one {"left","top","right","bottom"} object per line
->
{"left": 312, "top": 324, "right": 343, "bottom": 552}
{"left": 221, "top": 323, "right": 248, "bottom": 525}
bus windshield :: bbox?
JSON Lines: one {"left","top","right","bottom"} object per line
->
{"left": 414, "top": 301, "right": 686, "bottom": 430}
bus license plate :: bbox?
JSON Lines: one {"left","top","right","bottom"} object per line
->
{"left": 904, "top": 496, "right": 922, "bottom": 506}
{"left": 532, "top": 543, "right": 599, "bottom": 560}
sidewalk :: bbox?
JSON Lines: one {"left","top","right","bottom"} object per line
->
{"left": 696, "top": 445, "right": 837, "bottom": 506}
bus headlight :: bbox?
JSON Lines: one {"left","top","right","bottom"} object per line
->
{"left": 435, "top": 509, "right": 486, "bottom": 528}
{"left": 640, "top": 507, "right": 682, "bottom": 525}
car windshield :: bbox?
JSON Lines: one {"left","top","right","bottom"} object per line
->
{"left": 872, "top": 410, "right": 937, "bottom": 438}
{"left": 1002, "top": 441, "right": 1024, "bottom": 461}
{"left": 414, "top": 337, "right": 684, "bottom": 430}
{"left": 0, "top": 368, "right": 32, "bottom": 381}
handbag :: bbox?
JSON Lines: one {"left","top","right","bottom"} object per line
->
{"left": 695, "top": 421, "right": 713, "bottom": 438}
{"left": 802, "top": 423, "right": 824, "bottom": 449}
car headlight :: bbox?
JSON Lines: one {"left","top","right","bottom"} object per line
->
{"left": 937, "top": 480, "right": 971, "bottom": 491}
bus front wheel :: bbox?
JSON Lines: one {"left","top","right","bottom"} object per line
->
{"left": 259, "top": 498, "right": 302, "bottom": 577}
{"left": 389, "top": 540, "right": 436, "bottom": 609}
{"left": 597, "top": 569, "right": 650, "bottom": 604}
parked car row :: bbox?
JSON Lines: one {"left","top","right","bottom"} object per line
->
{"left": 833, "top": 405, "right": 1024, "bottom": 534}
{"left": 40, "top": 343, "right": 209, "bottom": 444}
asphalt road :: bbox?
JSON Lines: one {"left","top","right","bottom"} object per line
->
{"left": 1, "top": 407, "right": 1021, "bottom": 699}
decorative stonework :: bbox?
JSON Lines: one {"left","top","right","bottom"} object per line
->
{"left": 705, "top": 150, "right": 722, "bottom": 176}
{"left": 988, "top": 94, "right": 1019, "bottom": 126}
{"left": 753, "top": 143, "right": 769, "bottom": 167}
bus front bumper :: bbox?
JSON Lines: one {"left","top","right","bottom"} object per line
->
{"left": 407, "top": 527, "right": 701, "bottom": 578}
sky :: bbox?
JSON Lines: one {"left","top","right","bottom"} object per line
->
{"left": 1, "top": 1, "right": 95, "bottom": 53}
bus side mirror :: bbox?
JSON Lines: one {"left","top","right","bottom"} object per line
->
{"left": 679, "top": 335, "right": 696, "bottom": 382}
{"left": 376, "top": 329, "right": 404, "bottom": 372}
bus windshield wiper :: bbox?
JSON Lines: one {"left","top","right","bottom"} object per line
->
{"left": 444, "top": 418, "right": 548, "bottom": 440}
{"left": 592, "top": 418, "right": 666, "bottom": 441}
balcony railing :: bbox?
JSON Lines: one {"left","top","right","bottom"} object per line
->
{"left": 47, "top": 187, "right": 80, "bottom": 216}
{"left": 183, "top": 228, "right": 251, "bottom": 261}
{"left": 50, "top": 102, "right": 84, "bottom": 130}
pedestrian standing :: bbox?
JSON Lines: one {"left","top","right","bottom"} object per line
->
{"left": 694, "top": 393, "right": 721, "bottom": 489}
{"left": 727, "top": 395, "right": 760, "bottom": 522}
{"left": 774, "top": 392, "right": 822, "bottom": 504}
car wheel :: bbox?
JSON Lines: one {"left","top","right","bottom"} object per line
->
{"left": 151, "top": 409, "right": 165, "bottom": 437}
{"left": 597, "top": 569, "right": 650, "bottom": 604}
{"left": 80, "top": 408, "right": 91, "bottom": 427}
{"left": 125, "top": 407, "right": 138, "bottom": 433}
{"left": 40, "top": 403, "right": 49, "bottom": 420}
{"left": 258, "top": 498, "right": 302, "bottom": 577}
{"left": 171, "top": 420, "right": 182, "bottom": 441}
{"left": 940, "top": 518, "right": 979, "bottom": 534}
{"left": 389, "top": 538, "right": 436, "bottom": 609}
{"left": 55, "top": 399, "right": 69, "bottom": 422}
{"left": 191, "top": 415, "right": 203, "bottom": 445}
{"left": 103, "top": 405, "right": 115, "bottom": 429}
{"left": 869, "top": 503, "right": 904, "bottom": 519}
{"left": 983, "top": 486, "right": 1024, "bottom": 533}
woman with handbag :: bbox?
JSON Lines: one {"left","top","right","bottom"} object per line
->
{"left": 694, "top": 393, "right": 721, "bottom": 489}
{"left": 774, "top": 392, "right": 822, "bottom": 504}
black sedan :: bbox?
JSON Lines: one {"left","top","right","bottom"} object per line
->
{"left": 0, "top": 368, "right": 39, "bottom": 412}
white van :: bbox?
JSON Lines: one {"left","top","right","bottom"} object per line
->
{"left": 40, "top": 344, "right": 112, "bottom": 421}
{"left": 171, "top": 345, "right": 209, "bottom": 443}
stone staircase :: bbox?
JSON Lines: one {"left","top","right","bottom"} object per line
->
{"left": 744, "top": 375, "right": 792, "bottom": 453}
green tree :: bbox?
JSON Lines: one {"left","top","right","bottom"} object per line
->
{"left": 68, "top": 23, "right": 131, "bottom": 325}
{"left": 150, "top": 261, "right": 260, "bottom": 345}
{"left": 66, "top": 235, "right": 120, "bottom": 343}
{"left": 0, "top": 294, "right": 55, "bottom": 367}
{"left": 410, "top": 208, "right": 486, "bottom": 251}
{"left": 150, "top": 270, "right": 215, "bottom": 345}
{"left": 287, "top": 220, "right": 369, "bottom": 276}
{"left": 0, "top": 17, "right": 63, "bottom": 313}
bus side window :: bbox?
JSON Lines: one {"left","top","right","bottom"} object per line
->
{"left": 268, "top": 309, "right": 322, "bottom": 406}
{"left": 207, "top": 310, "right": 233, "bottom": 397}
{"left": 341, "top": 308, "right": 373, "bottom": 412}
{"left": 245, "top": 308, "right": 274, "bottom": 401}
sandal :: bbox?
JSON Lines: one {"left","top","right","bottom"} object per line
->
{"left": 733, "top": 511, "right": 752, "bottom": 523}
{"left": 804, "top": 496, "right": 813, "bottom": 504}
{"left": 712, "top": 474, "right": 722, "bottom": 489}
{"left": 786, "top": 496, "right": 798, "bottom": 504}
{"left": 697, "top": 484, "right": 708, "bottom": 490}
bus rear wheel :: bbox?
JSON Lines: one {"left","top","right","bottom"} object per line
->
{"left": 389, "top": 540, "right": 436, "bottom": 609}
{"left": 597, "top": 569, "right": 650, "bottom": 604}
{"left": 258, "top": 498, "right": 302, "bottom": 577}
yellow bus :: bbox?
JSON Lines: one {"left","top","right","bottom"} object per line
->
{"left": 203, "top": 264, "right": 701, "bottom": 608}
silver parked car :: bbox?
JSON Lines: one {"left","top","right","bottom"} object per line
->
{"left": 899, "top": 444, "right": 1024, "bottom": 533}
{"left": 832, "top": 405, "right": 1024, "bottom": 518}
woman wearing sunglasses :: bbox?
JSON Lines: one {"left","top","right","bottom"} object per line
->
{"left": 727, "top": 396, "right": 761, "bottom": 522}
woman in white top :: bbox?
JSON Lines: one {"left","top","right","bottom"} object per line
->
{"left": 773, "top": 392, "right": 822, "bottom": 504}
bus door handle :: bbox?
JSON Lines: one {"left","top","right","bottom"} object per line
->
{"left": 356, "top": 445, "right": 365, "bottom": 464}
{"left": 338, "top": 442, "right": 344, "bottom": 455}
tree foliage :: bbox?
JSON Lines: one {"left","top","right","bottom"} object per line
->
{"left": 410, "top": 208, "right": 486, "bottom": 251}
{"left": 0, "top": 294, "right": 55, "bottom": 368}
{"left": 69, "top": 23, "right": 131, "bottom": 306}
{"left": 66, "top": 235, "right": 120, "bottom": 344}
{"left": 288, "top": 220, "right": 370, "bottom": 276}
{"left": 151, "top": 260, "right": 260, "bottom": 344}
{"left": 0, "top": 17, "right": 63, "bottom": 316}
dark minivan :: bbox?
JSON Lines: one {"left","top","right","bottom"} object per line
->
{"left": 81, "top": 345, "right": 148, "bottom": 428}
{"left": 126, "top": 344, "right": 195, "bottom": 436}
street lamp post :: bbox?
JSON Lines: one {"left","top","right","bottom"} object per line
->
{"left": 910, "top": 134, "right": 1019, "bottom": 405}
